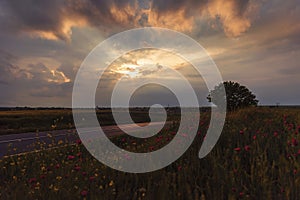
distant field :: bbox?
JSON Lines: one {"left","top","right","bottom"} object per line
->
{"left": 1, "top": 107, "right": 300, "bottom": 199}
{"left": 0, "top": 110, "right": 74, "bottom": 135}
{"left": 0, "top": 108, "right": 180, "bottom": 135}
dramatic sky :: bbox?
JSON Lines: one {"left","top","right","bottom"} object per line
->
{"left": 0, "top": 0, "right": 299, "bottom": 107}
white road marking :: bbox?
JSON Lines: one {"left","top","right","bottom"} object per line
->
{"left": 0, "top": 133, "right": 71, "bottom": 144}
{"left": 0, "top": 122, "right": 166, "bottom": 144}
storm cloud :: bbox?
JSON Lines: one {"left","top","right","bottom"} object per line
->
{"left": 0, "top": 0, "right": 262, "bottom": 41}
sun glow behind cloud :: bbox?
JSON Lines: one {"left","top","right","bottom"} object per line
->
{"left": 107, "top": 49, "right": 196, "bottom": 80}
{"left": 111, "top": 63, "right": 140, "bottom": 78}
{"left": 94, "top": 47, "right": 210, "bottom": 107}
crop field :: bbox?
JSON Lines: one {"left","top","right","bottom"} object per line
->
{"left": 0, "top": 108, "right": 171, "bottom": 135}
{"left": 0, "top": 107, "right": 300, "bottom": 199}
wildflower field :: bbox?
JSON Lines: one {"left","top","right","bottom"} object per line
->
{"left": 1, "top": 107, "right": 300, "bottom": 199}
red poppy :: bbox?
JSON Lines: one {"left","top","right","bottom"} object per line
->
{"left": 68, "top": 155, "right": 75, "bottom": 160}
{"left": 239, "top": 130, "right": 244, "bottom": 135}
{"left": 177, "top": 165, "right": 182, "bottom": 171}
{"left": 234, "top": 147, "right": 241, "bottom": 152}
{"left": 76, "top": 139, "right": 82, "bottom": 145}
{"left": 149, "top": 146, "right": 154, "bottom": 151}
{"left": 253, "top": 135, "right": 257, "bottom": 140}
{"left": 273, "top": 132, "right": 279, "bottom": 137}
{"left": 74, "top": 166, "right": 81, "bottom": 171}
{"left": 81, "top": 190, "right": 88, "bottom": 197}
{"left": 40, "top": 174, "right": 46, "bottom": 179}
{"left": 244, "top": 145, "right": 250, "bottom": 151}
{"left": 292, "top": 138, "right": 298, "bottom": 146}
{"left": 29, "top": 178, "right": 37, "bottom": 184}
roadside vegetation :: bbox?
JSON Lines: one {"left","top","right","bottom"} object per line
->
{"left": 0, "top": 108, "right": 177, "bottom": 135}
{"left": 1, "top": 107, "right": 300, "bottom": 199}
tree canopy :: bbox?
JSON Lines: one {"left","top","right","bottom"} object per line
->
{"left": 207, "top": 81, "right": 259, "bottom": 111}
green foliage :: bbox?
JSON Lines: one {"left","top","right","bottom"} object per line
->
{"left": 208, "top": 81, "right": 259, "bottom": 111}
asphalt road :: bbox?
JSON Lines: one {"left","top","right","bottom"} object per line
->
{"left": 0, "top": 122, "right": 166, "bottom": 158}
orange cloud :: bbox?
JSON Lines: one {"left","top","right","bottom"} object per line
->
{"left": 25, "top": 19, "right": 86, "bottom": 41}
{"left": 206, "top": 0, "right": 260, "bottom": 37}
{"left": 109, "top": 4, "right": 137, "bottom": 25}
{"left": 2, "top": 0, "right": 261, "bottom": 41}
{"left": 25, "top": 14, "right": 87, "bottom": 41}
{"left": 147, "top": 9, "right": 195, "bottom": 32}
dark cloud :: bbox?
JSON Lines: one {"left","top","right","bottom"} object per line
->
{"left": 0, "top": 51, "right": 73, "bottom": 106}
{"left": 149, "top": 0, "right": 257, "bottom": 36}
{"left": 140, "top": 66, "right": 162, "bottom": 76}
{"left": 138, "top": 13, "right": 149, "bottom": 26}
{"left": 1, "top": 0, "right": 70, "bottom": 40}
{"left": 0, "top": 51, "right": 24, "bottom": 84}
{"left": 29, "top": 82, "right": 72, "bottom": 98}
{"left": 0, "top": 0, "right": 137, "bottom": 40}
{"left": 0, "top": 0, "right": 262, "bottom": 41}
{"left": 151, "top": 0, "right": 207, "bottom": 15}
{"left": 138, "top": 0, "right": 151, "bottom": 10}
{"left": 67, "top": 0, "right": 137, "bottom": 30}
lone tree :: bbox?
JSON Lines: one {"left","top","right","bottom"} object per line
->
{"left": 207, "top": 81, "right": 259, "bottom": 111}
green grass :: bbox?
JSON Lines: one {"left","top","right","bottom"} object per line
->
{"left": 1, "top": 107, "right": 300, "bottom": 199}
{"left": 0, "top": 110, "right": 74, "bottom": 135}
{"left": 0, "top": 108, "right": 175, "bottom": 135}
